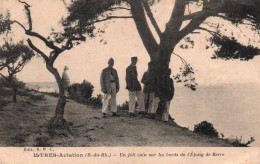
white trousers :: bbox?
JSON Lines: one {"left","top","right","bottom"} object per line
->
{"left": 102, "top": 83, "right": 117, "bottom": 113}
{"left": 143, "top": 92, "right": 155, "bottom": 114}
{"left": 128, "top": 91, "right": 145, "bottom": 113}
{"left": 152, "top": 97, "right": 171, "bottom": 121}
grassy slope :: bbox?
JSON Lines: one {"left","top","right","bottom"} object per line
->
{"left": 0, "top": 89, "right": 233, "bottom": 147}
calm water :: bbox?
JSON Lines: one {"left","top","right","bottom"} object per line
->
{"left": 26, "top": 82, "right": 260, "bottom": 146}
{"left": 171, "top": 84, "right": 260, "bottom": 147}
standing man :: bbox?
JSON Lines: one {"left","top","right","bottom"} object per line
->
{"left": 141, "top": 62, "right": 155, "bottom": 114}
{"left": 100, "top": 58, "right": 120, "bottom": 117}
{"left": 151, "top": 68, "right": 174, "bottom": 121}
{"left": 62, "top": 66, "right": 70, "bottom": 99}
{"left": 126, "top": 57, "right": 145, "bottom": 116}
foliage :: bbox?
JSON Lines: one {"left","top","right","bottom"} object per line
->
{"left": 68, "top": 80, "right": 94, "bottom": 100}
{"left": 0, "top": 76, "right": 25, "bottom": 89}
{"left": 173, "top": 64, "right": 197, "bottom": 91}
{"left": 0, "top": 41, "right": 35, "bottom": 67}
{"left": 29, "top": 93, "right": 46, "bottom": 102}
{"left": 117, "top": 101, "right": 129, "bottom": 110}
{"left": 0, "top": 76, "right": 10, "bottom": 87}
{"left": 220, "top": 0, "right": 260, "bottom": 30}
{"left": 86, "top": 94, "right": 103, "bottom": 107}
{"left": 0, "top": 41, "right": 35, "bottom": 102}
{"left": 67, "top": 80, "right": 102, "bottom": 107}
{"left": 50, "top": 0, "right": 128, "bottom": 46}
{"left": 0, "top": 11, "right": 12, "bottom": 34}
{"left": 44, "top": 91, "right": 59, "bottom": 97}
{"left": 230, "top": 136, "right": 255, "bottom": 147}
{"left": 210, "top": 35, "right": 260, "bottom": 61}
{"left": 0, "top": 41, "right": 35, "bottom": 82}
{"left": 67, "top": 0, "right": 126, "bottom": 23}
{"left": 117, "top": 100, "right": 138, "bottom": 111}
{"left": 193, "top": 121, "right": 219, "bottom": 138}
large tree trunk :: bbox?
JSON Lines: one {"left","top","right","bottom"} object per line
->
{"left": 129, "top": 0, "right": 185, "bottom": 117}
{"left": 46, "top": 64, "right": 70, "bottom": 136}
{"left": 152, "top": 46, "right": 176, "bottom": 116}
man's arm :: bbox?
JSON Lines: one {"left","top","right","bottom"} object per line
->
{"left": 126, "top": 67, "right": 132, "bottom": 90}
{"left": 141, "top": 72, "right": 147, "bottom": 84}
{"left": 100, "top": 70, "right": 106, "bottom": 93}
{"left": 115, "top": 70, "right": 119, "bottom": 92}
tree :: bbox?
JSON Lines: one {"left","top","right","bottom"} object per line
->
{"left": 66, "top": 0, "right": 260, "bottom": 114}
{"left": 0, "top": 0, "right": 94, "bottom": 135}
{"left": 0, "top": 41, "right": 35, "bottom": 102}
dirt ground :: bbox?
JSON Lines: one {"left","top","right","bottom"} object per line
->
{"left": 0, "top": 91, "right": 233, "bottom": 147}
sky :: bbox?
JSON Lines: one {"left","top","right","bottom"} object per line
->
{"left": 1, "top": 0, "right": 260, "bottom": 93}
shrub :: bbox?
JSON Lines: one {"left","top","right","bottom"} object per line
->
{"left": 29, "top": 93, "right": 45, "bottom": 102}
{"left": 44, "top": 91, "right": 59, "bottom": 97}
{"left": 230, "top": 136, "right": 255, "bottom": 147}
{"left": 0, "top": 76, "right": 25, "bottom": 89}
{"left": 117, "top": 101, "right": 129, "bottom": 110}
{"left": 0, "top": 77, "right": 9, "bottom": 88}
{"left": 68, "top": 80, "right": 94, "bottom": 100}
{"left": 117, "top": 101, "right": 138, "bottom": 111}
{"left": 86, "top": 94, "right": 102, "bottom": 107}
{"left": 193, "top": 121, "right": 219, "bottom": 138}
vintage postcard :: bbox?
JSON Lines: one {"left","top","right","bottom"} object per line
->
{"left": 0, "top": 0, "right": 259, "bottom": 163}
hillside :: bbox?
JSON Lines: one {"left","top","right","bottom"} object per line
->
{"left": 0, "top": 88, "right": 233, "bottom": 147}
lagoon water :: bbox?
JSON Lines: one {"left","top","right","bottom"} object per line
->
{"left": 26, "top": 82, "right": 260, "bottom": 146}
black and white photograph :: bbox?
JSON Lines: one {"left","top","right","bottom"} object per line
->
{"left": 0, "top": 0, "right": 259, "bottom": 163}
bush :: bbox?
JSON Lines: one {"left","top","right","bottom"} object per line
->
{"left": 0, "top": 77, "right": 9, "bottom": 88}
{"left": 117, "top": 101, "right": 129, "bottom": 110}
{"left": 44, "top": 91, "right": 59, "bottom": 97}
{"left": 86, "top": 94, "right": 102, "bottom": 107}
{"left": 193, "top": 121, "right": 219, "bottom": 138}
{"left": 0, "top": 76, "right": 25, "bottom": 89}
{"left": 68, "top": 80, "right": 94, "bottom": 100}
{"left": 29, "top": 93, "right": 45, "bottom": 102}
{"left": 230, "top": 136, "right": 255, "bottom": 147}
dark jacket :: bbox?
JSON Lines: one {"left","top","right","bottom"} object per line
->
{"left": 126, "top": 65, "right": 141, "bottom": 91}
{"left": 141, "top": 71, "right": 155, "bottom": 93}
{"left": 155, "top": 76, "right": 174, "bottom": 101}
{"left": 100, "top": 67, "right": 119, "bottom": 93}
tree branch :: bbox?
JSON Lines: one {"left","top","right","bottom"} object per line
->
{"left": 183, "top": 11, "right": 203, "bottom": 21}
{"left": 0, "top": 73, "right": 9, "bottom": 82}
{"left": 18, "top": 0, "right": 30, "bottom": 7}
{"left": 172, "top": 52, "right": 188, "bottom": 65}
{"left": 129, "top": 0, "right": 159, "bottom": 60}
{"left": 27, "top": 39, "right": 49, "bottom": 63}
{"left": 18, "top": 0, "right": 32, "bottom": 31}
{"left": 158, "top": 0, "right": 186, "bottom": 61}
{"left": 164, "top": 0, "right": 186, "bottom": 34}
{"left": 92, "top": 16, "right": 133, "bottom": 24}
{"left": 176, "top": 0, "right": 221, "bottom": 43}
{"left": 197, "top": 27, "right": 220, "bottom": 36}
{"left": 61, "top": 36, "right": 86, "bottom": 51}
{"left": 11, "top": 20, "right": 27, "bottom": 31}
{"left": 108, "top": 7, "right": 131, "bottom": 11}
{"left": 17, "top": 0, "right": 61, "bottom": 52}
{"left": 25, "top": 31, "right": 62, "bottom": 52}
{"left": 141, "top": 0, "right": 162, "bottom": 36}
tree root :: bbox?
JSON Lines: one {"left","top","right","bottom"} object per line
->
{"left": 47, "top": 116, "right": 72, "bottom": 138}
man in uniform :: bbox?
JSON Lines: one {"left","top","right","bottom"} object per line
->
{"left": 141, "top": 62, "right": 155, "bottom": 114}
{"left": 151, "top": 68, "right": 174, "bottom": 121}
{"left": 126, "top": 57, "right": 145, "bottom": 116}
{"left": 100, "top": 58, "right": 120, "bottom": 117}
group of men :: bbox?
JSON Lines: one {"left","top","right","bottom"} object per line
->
{"left": 100, "top": 57, "right": 175, "bottom": 122}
